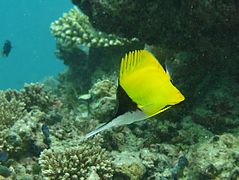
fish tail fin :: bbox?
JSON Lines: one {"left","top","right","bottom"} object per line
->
{"left": 84, "top": 110, "right": 149, "bottom": 139}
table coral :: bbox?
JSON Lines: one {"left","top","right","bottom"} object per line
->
{"left": 51, "top": 7, "right": 138, "bottom": 49}
{"left": 39, "top": 141, "right": 114, "bottom": 179}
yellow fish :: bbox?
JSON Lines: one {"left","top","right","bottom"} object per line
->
{"left": 85, "top": 50, "right": 185, "bottom": 139}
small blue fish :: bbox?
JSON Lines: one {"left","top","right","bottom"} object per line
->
{"left": 0, "top": 151, "right": 8, "bottom": 162}
{"left": 42, "top": 124, "right": 51, "bottom": 147}
{"left": 42, "top": 124, "right": 50, "bottom": 138}
{"left": 171, "top": 155, "right": 188, "bottom": 180}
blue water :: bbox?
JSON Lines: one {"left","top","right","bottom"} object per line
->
{"left": 0, "top": 0, "right": 72, "bottom": 90}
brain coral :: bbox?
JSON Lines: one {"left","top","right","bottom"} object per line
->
{"left": 39, "top": 141, "right": 114, "bottom": 179}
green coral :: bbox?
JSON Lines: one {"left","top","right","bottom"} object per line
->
{"left": 39, "top": 141, "right": 114, "bottom": 179}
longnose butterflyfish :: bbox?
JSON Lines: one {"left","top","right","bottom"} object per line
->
{"left": 85, "top": 50, "right": 185, "bottom": 139}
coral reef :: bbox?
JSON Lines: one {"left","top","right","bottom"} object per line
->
{"left": 191, "top": 80, "right": 239, "bottom": 132}
{"left": 51, "top": 7, "right": 142, "bottom": 93}
{"left": 0, "top": 91, "right": 26, "bottom": 130}
{"left": 4, "top": 83, "right": 57, "bottom": 112}
{"left": 39, "top": 139, "right": 113, "bottom": 180}
{"left": 19, "top": 83, "right": 57, "bottom": 112}
{"left": 0, "top": 77, "right": 238, "bottom": 179}
{"left": 72, "top": 0, "right": 239, "bottom": 51}
{"left": 187, "top": 134, "right": 239, "bottom": 179}
{"left": 0, "top": 0, "right": 238, "bottom": 179}
{"left": 0, "top": 83, "right": 63, "bottom": 179}
{"left": 89, "top": 79, "right": 117, "bottom": 122}
{"left": 112, "top": 151, "right": 146, "bottom": 179}
{"left": 51, "top": 7, "right": 138, "bottom": 49}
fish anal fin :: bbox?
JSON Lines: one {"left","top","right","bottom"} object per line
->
{"left": 115, "top": 84, "right": 138, "bottom": 117}
{"left": 141, "top": 103, "right": 172, "bottom": 117}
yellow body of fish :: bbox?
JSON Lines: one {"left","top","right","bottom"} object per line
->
{"left": 120, "top": 50, "right": 185, "bottom": 117}
{"left": 85, "top": 49, "right": 185, "bottom": 139}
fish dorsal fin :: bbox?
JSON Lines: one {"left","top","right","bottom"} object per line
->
{"left": 120, "top": 50, "right": 167, "bottom": 82}
{"left": 119, "top": 50, "right": 171, "bottom": 116}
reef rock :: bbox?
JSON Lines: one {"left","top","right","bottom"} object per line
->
{"left": 71, "top": 0, "right": 239, "bottom": 51}
{"left": 187, "top": 134, "right": 239, "bottom": 179}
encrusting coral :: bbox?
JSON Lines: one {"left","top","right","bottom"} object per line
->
{"left": 39, "top": 138, "right": 114, "bottom": 180}
{"left": 51, "top": 7, "right": 138, "bottom": 49}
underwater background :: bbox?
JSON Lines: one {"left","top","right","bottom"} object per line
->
{"left": 0, "top": 0, "right": 239, "bottom": 179}
{"left": 0, "top": 0, "right": 72, "bottom": 89}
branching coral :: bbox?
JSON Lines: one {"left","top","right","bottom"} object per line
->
{"left": 4, "top": 83, "right": 57, "bottom": 112}
{"left": 20, "top": 83, "right": 57, "bottom": 112}
{"left": 50, "top": 7, "right": 138, "bottom": 49}
{"left": 39, "top": 140, "right": 114, "bottom": 179}
{"left": 0, "top": 91, "right": 26, "bottom": 130}
{"left": 0, "top": 84, "right": 60, "bottom": 156}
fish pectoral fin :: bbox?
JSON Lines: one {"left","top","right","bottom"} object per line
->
{"left": 84, "top": 110, "right": 149, "bottom": 139}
